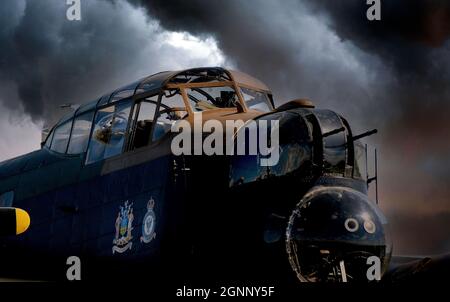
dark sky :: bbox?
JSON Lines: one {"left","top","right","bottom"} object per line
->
{"left": 0, "top": 0, "right": 449, "bottom": 255}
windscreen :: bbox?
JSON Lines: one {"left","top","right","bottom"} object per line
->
{"left": 186, "top": 86, "right": 238, "bottom": 112}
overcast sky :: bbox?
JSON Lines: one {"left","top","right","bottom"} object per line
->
{"left": 0, "top": 0, "right": 449, "bottom": 255}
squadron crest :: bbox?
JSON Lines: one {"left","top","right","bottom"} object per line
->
{"left": 113, "top": 200, "right": 134, "bottom": 254}
{"left": 141, "top": 197, "right": 157, "bottom": 244}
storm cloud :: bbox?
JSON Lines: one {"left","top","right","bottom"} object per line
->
{"left": 0, "top": 0, "right": 224, "bottom": 123}
{"left": 0, "top": 0, "right": 449, "bottom": 255}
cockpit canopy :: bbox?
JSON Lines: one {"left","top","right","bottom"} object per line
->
{"left": 43, "top": 67, "right": 275, "bottom": 164}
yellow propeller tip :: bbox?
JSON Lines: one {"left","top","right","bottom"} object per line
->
{"left": 15, "top": 208, "right": 30, "bottom": 235}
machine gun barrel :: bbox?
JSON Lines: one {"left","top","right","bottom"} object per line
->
{"left": 352, "top": 129, "right": 378, "bottom": 141}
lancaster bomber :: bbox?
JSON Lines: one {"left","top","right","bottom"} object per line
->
{"left": 0, "top": 67, "right": 444, "bottom": 283}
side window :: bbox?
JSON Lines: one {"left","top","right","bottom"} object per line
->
{"left": 152, "top": 90, "right": 188, "bottom": 141}
{"left": 0, "top": 191, "right": 14, "bottom": 207}
{"left": 240, "top": 87, "right": 272, "bottom": 112}
{"left": 86, "top": 101, "right": 132, "bottom": 164}
{"left": 130, "top": 101, "right": 157, "bottom": 150}
{"left": 67, "top": 111, "right": 94, "bottom": 154}
{"left": 51, "top": 121, "right": 72, "bottom": 153}
{"left": 45, "top": 128, "right": 54, "bottom": 149}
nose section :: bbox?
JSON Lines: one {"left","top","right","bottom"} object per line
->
{"left": 286, "top": 186, "right": 392, "bottom": 282}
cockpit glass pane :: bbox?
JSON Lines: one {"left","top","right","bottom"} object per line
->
{"left": 104, "top": 102, "right": 131, "bottom": 159}
{"left": 186, "top": 86, "right": 238, "bottom": 112}
{"left": 109, "top": 89, "right": 135, "bottom": 103}
{"left": 131, "top": 100, "right": 157, "bottom": 149}
{"left": 51, "top": 121, "right": 72, "bottom": 153}
{"left": 67, "top": 111, "right": 94, "bottom": 155}
{"left": 240, "top": 87, "right": 273, "bottom": 112}
{"left": 354, "top": 142, "right": 367, "bottom": 181}
{"left": 45, "top": 129, "right": 54, "bottom": 148}
{"left": 314, "top": 110, "right": 347, "bottom": 176}
{"left": 152, "top": 90, "right": 187, "bottom": 141}
{"left": 109, "top": 81, "right": 141, "bottom": 104}
{"left": 98, "top": 93, "right": 112, "bottom": 107}
{"left": 86, "top": 100, "right": 132, "bottom": 164}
